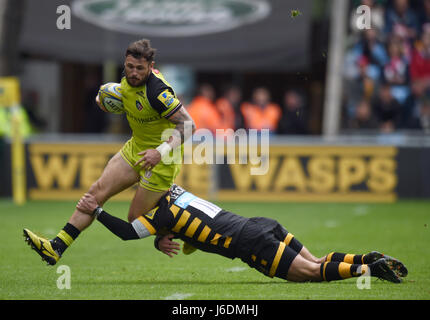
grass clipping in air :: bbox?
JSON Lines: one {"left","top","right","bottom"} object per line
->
{"left": 291, "top": 9, "right": 301, "bottom": 18}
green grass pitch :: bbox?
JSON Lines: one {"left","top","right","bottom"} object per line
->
{"left": 0, "top": 199, "right": 429, "bottom": 300}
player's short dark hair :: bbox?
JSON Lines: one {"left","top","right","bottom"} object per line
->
{"left": 125, "top": 39, "right": 156, "bottom": 62}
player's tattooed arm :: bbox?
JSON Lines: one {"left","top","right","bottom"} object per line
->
{"left": 134, "top": 106, "right": 195, "bottom": 170}
{"left": 166, "top": 106, "right": 196, "bottom": 149}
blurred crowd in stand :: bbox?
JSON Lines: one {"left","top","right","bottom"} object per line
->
{"left": 344, "top": 0, "right": 430, "bottom": 133}
{"left": 186, "top": 84, "right": 308, "bottom": 136}
{"left": 15, "top": 0, "right": 430, "bottom": 137}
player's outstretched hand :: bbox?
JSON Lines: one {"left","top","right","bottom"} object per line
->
{"left": 134, "top": 149, "right": 161, "bottom": 171}
{"left": 158, "top": 234, "right": 181, "bottom": 258}
{"left": 76, "top": 193, "right": 99, "bottom": 215}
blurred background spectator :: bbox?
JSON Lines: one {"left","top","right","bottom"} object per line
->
{"left": 22, "top": 91, "right": 47, "bottom": 133}
{"left": 343, "top": 0, "right": 430, "bottom": 134}
{"left": 186, "top": 83, "right": 221, "bottom": 134}
{"left": 372, "top": 82, "right": 402, "bottom": 132}
{"left": 419, "top": 0, "right": 430, "bottom": 32}
{"left": 348, "top": 98, "right": 379, "bottom": 129}
{"left": 344, "top": 27, "right": 389, "bottom": 116}
{"left": 215, "top": 85, "right": 244, "bottom": 131}
{"left": 383, "top": 34, "right": 410, "bottom": 104}
{"left": 406, "top": 94, "right": 430, "bottom": 132}
{"left": 9, "top": 0, "right": 430, "bottom": 137}
{"left": 277, "top": 90, "right": 309, "bottom": 134}
{"left": 240, "top": 87, "right": 282, "bottom": 133}
{"left": 384, "top": 0, "right": 419, "bottom": 40}
{"left": 410, "top": 24, "right": 430, "bottom": 83}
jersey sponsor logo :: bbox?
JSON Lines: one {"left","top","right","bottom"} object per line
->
{"left": 189, "top": 198, "right": 221, "bottom": 218}
{"left": 175, "top": 191, "right": 221, "bottom": 218}
{"left": 124, "top": 110, "right": 161, "bottom": 123}
{"left": 72, "top": 0, "right": 271, "bottom": 37}
{"left": 157, "top": 89, "right": 175, "bottom": 108}
{"left": 174, "top": 192, "right": 196, "bottom": 209}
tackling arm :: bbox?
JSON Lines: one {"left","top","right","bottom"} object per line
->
{"left": 76, "top": 193, "right": 142, "bottom": 241}
{"left": 96, "top": 209, "right": 139, "bottom": 241}
{"left": 76, "top": 193, "right": 181, "bottom": 256}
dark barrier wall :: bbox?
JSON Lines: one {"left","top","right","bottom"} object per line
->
{"left": 0, "top": 138, "right": 12, "bottom": 197}
{"left": 396, "top": 147, "right": 430, "bottom": 198}
{"left": 1, "top": 141, "right": 429, "bottom": 201}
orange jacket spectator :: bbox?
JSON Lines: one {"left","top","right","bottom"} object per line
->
{"left": 240, "top": 87, "right": 281, "bottom": 132}
{"left": 215, "top": 97, "right": 236, "bottom": 130}
{"left": 187, "top": 96, "right": 222, "bottom": 134}
{"left": 186, "top": 84, "right": 221, "bottom": 134}
{"left": 215, "top": 85, "right": 243, "bottom": 131}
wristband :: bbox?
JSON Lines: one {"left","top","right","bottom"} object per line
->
{"left": 156, "top": 142, "right": 172, "bottom": 158}
{"left": 93, "top": 206, "right": 103, "bottom": 218}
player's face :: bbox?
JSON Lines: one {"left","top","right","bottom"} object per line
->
{"left": 124, "top": 55, "right": 154, "bottom": 87}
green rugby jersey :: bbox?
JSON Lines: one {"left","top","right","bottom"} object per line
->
{"left": 120, "top": 70, "right": 182, "bottom": 149}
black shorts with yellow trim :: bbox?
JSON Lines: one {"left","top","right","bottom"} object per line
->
{"left": 236, "top": 217, "right": 303, "bottom": 280}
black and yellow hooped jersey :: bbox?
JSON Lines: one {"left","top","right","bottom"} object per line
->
{"left": 131, "top": 185, "right": 249, "bottom": 259}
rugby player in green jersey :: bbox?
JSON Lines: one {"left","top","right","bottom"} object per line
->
{"left": 75, "top": 185, "right": 408, "bottom": 284}
{"left": 23, "top": 40, "right": 195, "bottom": 266}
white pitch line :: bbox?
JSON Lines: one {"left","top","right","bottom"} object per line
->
{"left": 163, "top": 293, "right": 194, "bottom": 300}
{"left": 324, "top": 220, "right": 339, "bottom": 228}
{"left": 226, "top": 266, "right": 247, "bottom": 272}
{"left": 353, "top": 205, "right": 369, "bottom": 216}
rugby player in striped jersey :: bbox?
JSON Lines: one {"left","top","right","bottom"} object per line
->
{"left": 76, "top": 185, "right": 408, "bottom": 284}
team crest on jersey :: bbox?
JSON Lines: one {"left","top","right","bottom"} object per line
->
{"left": 157, "top": 89, "right": 175, "bottom": 108}
{"left": 136, "top": 100, "right": 143, "bottom": 111}
{"left": 145, "top": 206, "right": 158, "bottom": 220}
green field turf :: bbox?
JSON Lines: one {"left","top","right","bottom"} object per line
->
{"left": 0, "top": 199, "right": 429, "bottom": 300}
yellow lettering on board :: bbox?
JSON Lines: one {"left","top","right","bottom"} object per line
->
{"left": 229, "top": 157, "right": 279, "bottom": 191}
{"left": 367, "top": 158, "right": 397, "bottom": 192}
{"left": 308, "top": 157, "right": 336, "bottom": 193}
{"left": 338, "top": 157, "right": 367, "bottom": 192}
{"left": 273, "top": 157, "right": 306, "bottom": 192}
{"left": 30, "top": 154, "right": 79, "bottom": 189}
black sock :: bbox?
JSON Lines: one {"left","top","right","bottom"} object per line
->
{"left": 51, "top": 223, "right": 80, "bottom": 256}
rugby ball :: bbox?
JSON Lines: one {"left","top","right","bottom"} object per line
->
{"left": 98, "top": 82, "right": 124, "bottom": 114}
